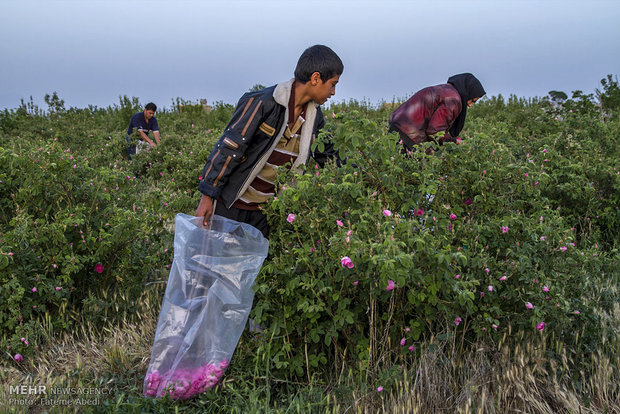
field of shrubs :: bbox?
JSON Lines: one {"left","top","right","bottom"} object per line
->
{"left": 1, "top": 76, "right": 619, "bottom": 412}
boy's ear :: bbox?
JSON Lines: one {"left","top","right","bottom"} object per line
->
{"left": 310, "top": 72, "right": 322, "bottom": 86}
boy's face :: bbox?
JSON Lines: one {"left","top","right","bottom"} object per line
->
{"left": 310, "top": 73, "right": 340, "bottom": 105}
{"left": 144, "top": 109, "right": 156, "bottom": 120}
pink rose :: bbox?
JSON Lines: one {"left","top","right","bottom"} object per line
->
{"left": 449, "top": 214, "right": 457, "bottom": 220}
{"left": 382, "top": 209, "right": 392, "bottom": 217}
{"left": 525, "top": 302, "right": 534, "bottom": 310}
{"left": 386, "top": 279, "right": 395, "bottom": 291}
{"left": 340, "top": 256, "right": 354, "bottom": 269}
{"left": 94, "top": 263, "right": 104, "bottom": 273}
{"left": 536, "top": 322, "right": 546, "bottom": 331}
{"left": 286, "top": 213, "right": 296, "bottom": 224}
{"left": 14, "top": 354, "right": 23, "bottom": 362}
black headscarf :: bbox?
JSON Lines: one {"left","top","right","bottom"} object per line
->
{"left": 446, "top": 73, "right": 485, "bottom": 137}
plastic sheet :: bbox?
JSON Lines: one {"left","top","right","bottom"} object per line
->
{"left": 144, "top": 213, "right": 269, "bottom": 399}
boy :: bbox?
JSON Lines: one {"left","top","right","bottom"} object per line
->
{"left": 195, "top": 45, "right": 344, "bottom": 237}
{"left": 126, "top": 102, "right": 161, "bottom": 158}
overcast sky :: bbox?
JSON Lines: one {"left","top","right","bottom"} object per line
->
{"left": 1, "top": 0, "right": 619, "bottom": 110}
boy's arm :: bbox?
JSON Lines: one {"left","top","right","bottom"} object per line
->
{"left": 138, "top": 129, "right": 156, "bottom": 146}
{"left": 152, "top": 118, "right": 161, "bottom": 144}
{"left": 198, "top": 94, "right": 266, "bottom": 200}
{"left": 195, "top": 194, "right": 214, "bottom": 226}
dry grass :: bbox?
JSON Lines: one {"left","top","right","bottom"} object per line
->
{"left": 0, "top": 289, "right": 160, "bottom": 413}
{"left": 347, "top": 303, "right": 620, "bottom": 414}
{"left": 1, "top": 288, "right": 618, "bottom": 413}
{"left": 344, "top": 337, "right": 619, "bottom": 413}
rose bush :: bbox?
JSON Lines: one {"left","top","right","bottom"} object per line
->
{"left": 0, "top": 99, "right": 231, "bottom": 358}
{"left": 254, "top": 89, "right": 618, "bottom": 379}
{"left": 0, "top": 80, "right": 617, "bottom": 385}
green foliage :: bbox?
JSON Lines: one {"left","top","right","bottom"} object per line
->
{"left": 254, "top": 83, "right": 619, "bottom": 380}
{"left": 249, "top": 84, "right": 267, "bottom": 92}
{"left": 597, "top": 74, "right": 620, "bottom": 119}
{"left": 117, "top": 95, "right": 142, "bottom": 130}
{"left": 548, "top": 90, "right": 568, "bottom": 102}
{"left": 0, "top": 101, "right": 233, "bottom": 358}
{"left": 0, "top": 76, "right": 618, "bottom": 394}
{"left": 44, "top": 91, "right": 66, "bottom": 114}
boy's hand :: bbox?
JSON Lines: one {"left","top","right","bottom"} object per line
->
{"left": 195, "top": 195, "right": 214, "bottom": 227}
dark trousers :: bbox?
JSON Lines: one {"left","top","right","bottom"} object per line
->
{"left": 214, "top": 201, "right": 270, "bottom": 239}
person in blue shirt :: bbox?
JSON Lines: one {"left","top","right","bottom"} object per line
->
{"left": 126, "top": 102, "right": 161, "bottom": 158}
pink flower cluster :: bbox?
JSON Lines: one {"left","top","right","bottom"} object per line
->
{"left": 144, "top": 359, "right": 229, "bottom": 400}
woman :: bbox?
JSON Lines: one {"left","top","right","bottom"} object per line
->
{"left": 388, "top": 73, "right": 485, "bottom": 150}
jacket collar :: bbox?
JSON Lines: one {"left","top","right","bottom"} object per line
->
{"left": 273, "top": 78, "right": 318, "bottom": 172}
{"left": 273, "top": 78, "right": 320, "bottom": 109}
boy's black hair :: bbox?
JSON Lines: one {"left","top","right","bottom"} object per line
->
{"left": 145, "top": 102, "right": 157, "bottom": 112}
{"left": 294, "top": 45, "right": 344, "bottom": 83}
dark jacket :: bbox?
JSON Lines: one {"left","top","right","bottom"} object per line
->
{"left": 389, "top": 73, "right": 485, "bottom": 149}
{"left": 388, "top": 83, "right": 462, "bottom": 147}
{"left": 198, "top": 79, "right": 330, "bottom": 209}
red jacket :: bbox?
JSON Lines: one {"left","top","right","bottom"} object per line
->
{"left": 389, "top": 83, "right": 462, "bottom": 146}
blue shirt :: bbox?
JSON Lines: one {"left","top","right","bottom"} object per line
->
{"left": 127, "top": 112, "right": 159, "bottom": 136}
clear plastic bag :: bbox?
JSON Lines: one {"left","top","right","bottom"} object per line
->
{"left": 144, "top": 213, "right": 269, "bottom": 399}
